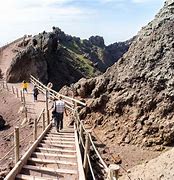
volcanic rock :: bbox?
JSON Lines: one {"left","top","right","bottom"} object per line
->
{"left": 74, "top": 1, "right": 174, "bottom": 147}
{"left": 6, "top": 27, "right": 132, "bottom": 89}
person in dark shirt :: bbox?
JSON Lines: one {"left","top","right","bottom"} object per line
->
{"left": 33, "top": 85, "right": 39, "bottom": 102}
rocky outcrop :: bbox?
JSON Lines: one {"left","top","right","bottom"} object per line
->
{"left": 89, "top": 36, "right": 105, "bottom": 48}
{"left": 6, "top": 46, "right": 48, "bottom": 83}
{"left": 6, "top": 27, "right": 132, "bottom": 89}
{"left": 74, "top": 1, "right": 174, "bottom": 148}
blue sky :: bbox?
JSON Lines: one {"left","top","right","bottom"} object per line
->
{"left": 0, "top": 0, "right": 165, "bottom": 46}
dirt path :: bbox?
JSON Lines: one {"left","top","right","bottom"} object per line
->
{"left": 8, "top": 83, "right": 47, "bottom": 120}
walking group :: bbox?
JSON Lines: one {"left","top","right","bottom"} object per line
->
{"left": 22, "top": 80, "right": 67, "bottom": 132}
{"left": 22, "top": 80, "right": 39, "bottom": 102}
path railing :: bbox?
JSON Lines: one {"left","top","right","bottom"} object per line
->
{"left": 30, "top": 75, "right": 120, "bottom": 180}
{"left": 0, "top": 81, "right": 51, "bottom": 172}
{"left": 0, "top": 78, "right": 119, "bottom": 179}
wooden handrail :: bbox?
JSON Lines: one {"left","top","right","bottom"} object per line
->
{"left": 74, "top": 109, "right": 110, "bottom": 179}
{"left": 30, "top": 75, "right": 118, "bottom": 179}
{"left": 4, "top": 123, "right": 52, "bottom": 180}
{"left": 30, "top": 75, "right": 86, "bottom": 106}
{"left": 37, "top": 108, "right": 45, "bottom": 123}
{"left": 88, "top": 134, "right": 108, "bottom": 171}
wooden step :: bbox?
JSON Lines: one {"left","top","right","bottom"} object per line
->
{"left": 48, "top": 132, "right": 74, "bottom": 137}
{"left": 28, "top": 158, "right": 77, "bottom": 165}
{"left": 44, "top": 136, "right": 75, "bottom": 141}
{"left": 46, "top": 135, "right": 75, "bottom": 139}
{"left": 39, "top": 143, "right": 75, "bottom": 149}
{"left": 49, "top": 130, "right": 74, "bottom": 134}
{"left": 32, "top": 152, "right": 76, "bottom": 158}
{"left": 23, "top": 165, "right": 77, "bottom": 175}
{"left": 16, "top": 174, "right": 57, "bottom": 180}
{"left": 42, "top": 140, "right": 75, "bottom": 144}
{"left": 36, "top": 147, "right": 76, "bottom": 153}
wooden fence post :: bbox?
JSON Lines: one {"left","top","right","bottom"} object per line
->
{"left": 75, "top": 110, "right": 80, "bottom": 130}
{"left": 23, "top": 91, "right": 26, "bottom": 105}
{"left": 24, "top": 107, "right": 28, "bottom": 121}
{"left": 20, "top": 90, "right": 23, "bottom": 102}
{"left": 14, "top": 127, "right": 19, "bottom": 164}
{"left": 79, "top": 122, "right": 84, "bottom": 145}
{"left": 16, "top": 88, "right": 19, "bottom": 98}
{"left": 42, "top": 112, "right": 45, "bottom": 131}
{"left": 107, "top": 164, "right": 120, "bottom": 180}
{"left": 12, "top": 86, "right": 15, "bottom": 94}
{"left": 2, "top": 81, "right": 5, "bottom": 89}
{"left": 22, "top": 91, "right": 27, "bottom": 120}
{"left": 83, "top": 133, "right": 91, "bottom": 176}
{"left": 33, "top": 118, "right": 37, "bottom": 141}
{"left": 6, "top": 82, "right": 9, "bottom": 91}
{"left": 45, "top": 90, "right": 50, "bottom": 125}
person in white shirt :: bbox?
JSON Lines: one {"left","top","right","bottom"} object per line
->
{"left": 52, "top": 96, "right": 67, "bottom": 132}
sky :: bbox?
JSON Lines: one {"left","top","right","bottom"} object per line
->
{"left": 0, "top": 0, "right": 165, "bottom": 46}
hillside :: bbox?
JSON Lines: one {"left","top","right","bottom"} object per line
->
{"left": 120, "top": 147, "right": 174, "bottom": 179}
{"left": 74, "top": 0, "right": 174, "bottom": 149}
{"left": 4, "top": 28, "right": 132, "bottom": 90}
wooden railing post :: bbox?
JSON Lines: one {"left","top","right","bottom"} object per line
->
{"left": 75, "top": 110, "right": 80, "bottom": 130}
{"left": 33, "top": 118, "right": 37, "bottom": 141}
{"left": 107, "top": 164, "right": 120, "bottom": 180}
{"left": 16, "top": 88, "right": 19, "bottom": 98}
{"left": 20, "top": 90, "right": 23, "bottom": 102}
{"left": 42, "top": 112, "right": 45, "bottom": 131}
{"left": 6, "top": 82, "right": 9, "bottom": 91}
{"left": 45, "top": 90, "right": 50, "bottom": 125}
{"left": 24, "top": 107, "right": 28, "bottom": 120}
{"left": 2, "top": 81, "right": 5, "bottom": 89}
{"left": 79, "top": 122, "right": 84, "bottom": 145}
{"left": 22, "top": 91, "right": 27, "bottom": 120}
{"left": 14, "top": 127, "right": 19, "bottom": 164}
{"left": 23, "top": 91, "right": 26, "bottom": 105}
{"left": 83, "top": 133, "right": 91, "bottom": 176}
{"left": 12, "top": 86, "right": 15, "bottom": 94}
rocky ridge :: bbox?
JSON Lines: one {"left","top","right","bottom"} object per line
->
{"left": 74, "top": 0, "right": 174, "bottom": 148}
{"left": 6, "top": 28, "right": 132, "bottom": 90}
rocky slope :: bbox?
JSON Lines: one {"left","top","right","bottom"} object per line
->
{"left": 74, "top": 0, "right": 174, "bottom": 148}
{"left": 120, "top": 148, "right": 174, "bottom": 179}
{"left": 5, "top": 28, "right": 132, "bottom": 90}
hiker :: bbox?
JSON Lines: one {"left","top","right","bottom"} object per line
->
{"left": 52, "top": 96, "right": 67, "bottom": 132}
{"left": 22, "top": 80, "right": 28, "bottom": 93}
{"left": 33, "top": 85, "right": 39, "bottom": 102}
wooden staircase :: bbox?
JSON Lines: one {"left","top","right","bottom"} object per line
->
{"left": 9, "top": 126, "right": 81, "bottom": 180}
{"left": 3, "top": 76, "right": 119, "bottom": 180}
